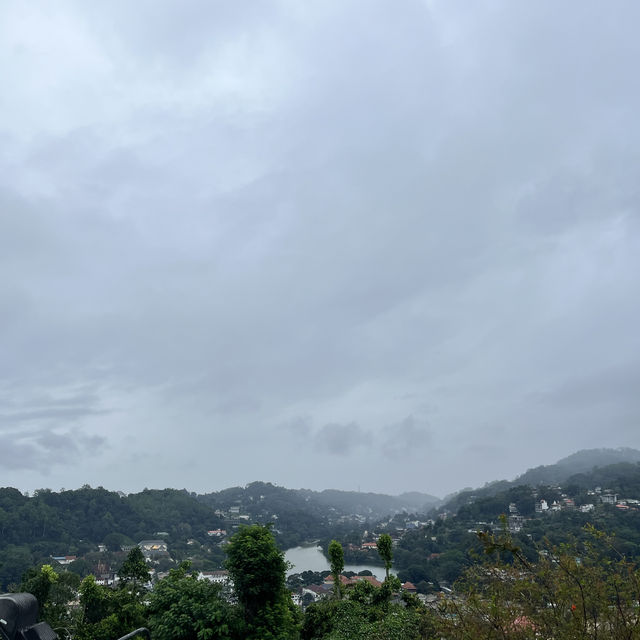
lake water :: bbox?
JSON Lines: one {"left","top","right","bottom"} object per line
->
{"left": 284, "top": 545, "right": 397, "bottom": 582}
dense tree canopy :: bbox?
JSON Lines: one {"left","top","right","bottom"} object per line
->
{"left": 148, "top": 562, "right": 238, "bottom": 640}
{"left": 225, "top": 524, "right": 299, "bottom": 640}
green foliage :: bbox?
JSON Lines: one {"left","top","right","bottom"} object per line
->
{"left": 148, "top": 562, "right": 238, "bottom": 640}
{"left": 18, "top": 563, "right": 81, "bottom": 637}
{"left": 301, "top": 592, "right": 432, "bottom": 640}
{"left": 328, "top": 540, "right": 344, "bottom": 599}
{"left": 75, "top": 573, "right": 147, "bottom": 640}
{"left": 19, "top": 563, "right": 57, "bottom": 609}
{"left": 301, "top": 600, "right": 341, "bottom": 640}
{"left": 118, "top": 546, "right": 150, "bottom": 584}
{"left": 0, "top": 486, "right": 225, "bottom": 587}
{"left": 376, "top": 534, "right": 393, "bottom": 580}
{"left": 199, "top": 482, "right": 332, "bottom": 549}
{"left": 304, "top": 526, "right": 640, "bottom": 639}
{"left": 46, "top": 571, "right": 82, "bottom": 637}
{"left": 225, "top": 524, "right": 299, "bottom": 639}
{"left": 0, "top": 545, "right": 34, "bottom": 589}
{"left": 103, "top": 531, "right": 134, "bottom": 552}
{"left": 440, "top": 526, "right": 640, "bottom": 640}
{"left": 287, "top": 570, "right": 331, "bottom": 590}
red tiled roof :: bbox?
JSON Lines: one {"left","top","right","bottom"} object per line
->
{"left": 356, "top": 575, "right": 382, "bottom": 587}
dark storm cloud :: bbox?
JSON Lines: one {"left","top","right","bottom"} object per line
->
{"left": 1, "top": 1, "right": 639, "bottom": 494}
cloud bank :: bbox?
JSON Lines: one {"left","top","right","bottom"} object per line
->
{"left": 1, "top": 1, "right": 639, "bottom": 495}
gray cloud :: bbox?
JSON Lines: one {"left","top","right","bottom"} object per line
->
{"left": 0, "top": 1, "right": 639, "bottom": 495}
{"left": 314, "top": 422, "right": 371, "bottom": 457}
{"left": 0, "top": 428, "right": 106, "bottom": 472}
{"left": 382, "top": 416, "right": 431, "bottom": 460}
{"left": 0, "top": 388, "right": 111, "bottom": 428}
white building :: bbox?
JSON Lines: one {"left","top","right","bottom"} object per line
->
{"left": 198, "top": 570, "right": 231, "bottom": 586}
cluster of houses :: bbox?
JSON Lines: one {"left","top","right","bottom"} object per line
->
{"left": 193, "top": 568, "right": 423, "bottom": 609}
{"left": 467, "top": 486, "right": 640, "bottom": 536}
{"left": 290, "top": 573, "right": 418, "bottom": 607}
{"left": 50, "top": 538, "right": 172, "bottom": 586}
{"left": 533, "top": 486, "right": 640, "bottom": 517}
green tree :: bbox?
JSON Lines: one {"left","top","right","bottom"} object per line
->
{"left": 301, "top": 586, "right": 433, "bottom": 640}
{"left": 103, "top": 532, "right": 132, "bottom": 552}
{"left": 19, "top": 564, "right": 58, "bottom": 610}
{"left": 46, "top": 570, "right": 82, "bottom": 639}
{"left": 76, "top": 573, "right": 147, "bottom": 640}
{"left": 225, "top": 524, "right": 299, "bottom": 639}
{"left": 118, "top": 546, "right": 150, "bottom": 585}
{"left": 376, "top": 534, "right": 393, "bottom": 581}
{"left": 328, "top": 540, "right": 344, "bottom": 599}
{"left": 148, "top": 562, "right": 238, "bottom": 640}
{"left": 78, "top": 575, "right": 112, "bottom": 626}
{"left": 19, "top": 564, "right": 82, "bottom": 637}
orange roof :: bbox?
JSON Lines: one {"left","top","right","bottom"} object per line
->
{"left": 356, "top": 575, "right": 382, "bottom": 587}
{"left": 324, "top": 574, "right": 351, "bottom": 585}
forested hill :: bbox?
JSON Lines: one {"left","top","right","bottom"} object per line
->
{"left": 197, "top": 481, "right": 440, "bottom": 524}
{"left": 0, "top": 482, "right": 439, "bottom": 567}
{"left": 0, "top": 486, "right": 227, "bottom": 588}
{"left": 439, "top": 447, "right": 640, "bottom": 514}
{"left": 0, "top": 486, "right": 224, "bottom": 551}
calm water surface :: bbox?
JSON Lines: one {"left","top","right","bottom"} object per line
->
{"left": 284, "top": 545, "right": 397, "bottom": 582}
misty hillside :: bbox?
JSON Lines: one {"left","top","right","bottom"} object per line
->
{"left": 438, "top": 447, "right": 640, "bottom": 514}
{"left": 197, "top": 481, "right": 440, "bottom": 530}
{"left": 301, "top": 488, "right": 440, "bottom": 517}
{"left": 515, "top": 447, "right": 640, "bottom": 486}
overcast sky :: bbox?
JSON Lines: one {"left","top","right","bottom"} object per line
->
{"left": 1, "top": 1, "right": 639, "bottom": 498}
